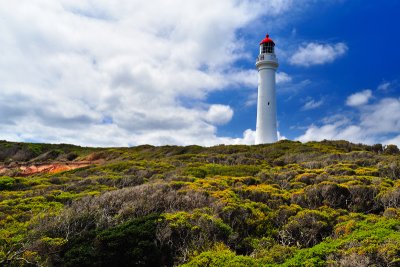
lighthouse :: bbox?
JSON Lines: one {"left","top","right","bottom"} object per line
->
{"left": 255, "top": 34, "right": 279, "bottom": 144}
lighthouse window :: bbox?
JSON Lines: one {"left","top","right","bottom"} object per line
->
{"left": 262, "top": 43, "right": 274, "bottom": 54}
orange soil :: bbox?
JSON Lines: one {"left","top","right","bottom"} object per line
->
{"left": 0, "top": 161, "right": 101, "bottom": 176}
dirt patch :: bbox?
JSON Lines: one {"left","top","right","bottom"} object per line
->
{"left": 0, "top": 161, "right": 103, "bottom": 176}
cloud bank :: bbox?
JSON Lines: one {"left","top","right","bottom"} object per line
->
{"left": 0, "top": 0, "right": 295, "bottom": 147}
{"left": 346, "top": 90, "right": 372, "bottom": 107}
{"left": 289, "top": 42, "right": 348, "bottom": 67}
{"left": 297, "top": 91, "right": 400, "bottom": 146}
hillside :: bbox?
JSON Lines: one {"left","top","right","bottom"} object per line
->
{"left": 0, "top": 140, "right": 399, "bottom": 266}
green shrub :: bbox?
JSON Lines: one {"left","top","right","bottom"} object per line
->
{"left": 181, "top": 248, "right": 260, "bottom": 267}
{"left": 0, "top": 176, "right": 16, "bottom": 190}
{"left": 280, "top": 209, "right": 336, "bottom": 248}
{"left": 292, "top": 183, "right": 351, "bottom": 209}
{"left": 184, "top": 164, "right": 261, "bottom": 178}
{"left": 384, "top": 144, "right": 400, "bottom": 155}
{"left": 1, "top": 140, "right": 400, "bottom": 266}
{"left": 61, "top": 214, "right": 169, "bottom": 267}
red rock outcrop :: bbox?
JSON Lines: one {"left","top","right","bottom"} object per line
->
{"left": 0, "top": 161, "right": 100, "bottom": 176}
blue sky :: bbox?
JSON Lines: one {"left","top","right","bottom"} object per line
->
{"left": 0, "top": 1, "right": 399, "bottom": 146}
{"left": 214, "top": 0, "right": 400, "bottom": 144}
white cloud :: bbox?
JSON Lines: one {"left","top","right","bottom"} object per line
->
{"left": 385, "top": 135, "right": 400, "bottom": 146}
{"left": 346, "top": 89, "right": 372, "bottom": 106}
{"left": 205, "top": 105, "right": 234, "bottom": 125}
{"left": 297, "top": 97, "right": 400, "bottom": 146}
{"left": 226, "top": 129, "right": 256, "bottom": 145}
{"left": 0, "top": 0, "right": 298, "bottom": 147}
{"left": 289, "top": 42, "right": 348, "bottom": 66}
{"left": 229, "top": 70, "right": 292, "bottom": 89}
{"left": 377, "top": 82, "right": 391, "bottom": 91}
{"left": 297, "top": 121, "right": 367, "bottom": 144}
{"left": 277, "top": 72, "right": 292, "bottom": 84}
{"left": 359, "top": 98, "right": 400, "bottom": 134}
{"left": 219, "top": 129, "right": 285, "bottom": 145}
{"left": 302, "top": 98, "right": 323, "bottom": 110}
{"left": 377, "top": 80, "right": 398, "bottom": 92}
{"left": 228, "top": 70, "right": 258, "bottom": 88}
{"left": 245, "top": 92, "right": 258, "bottom": 107}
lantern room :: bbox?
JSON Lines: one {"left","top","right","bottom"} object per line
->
{"left": 259, "top": 34, "right": 275, "bottom": 54}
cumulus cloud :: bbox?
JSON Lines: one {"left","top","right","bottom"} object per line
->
{"left": 205, "top": 105, "right": 234, "bottom": 125}
{"left": 296, "top": 120, "right": 368, "bottom": 144}
{"left": 221, "top": 129, "right": 284, "bottom": 145}
{"left": 223, "top": 129, "right": 256, "bottom": 145}
{"left": 276, "top": 72, "right": 293, "bottom": 84}
{"left": 297, "top": 97, "right": 400, "bottom": 146}
{"left": 359, "top": 98, "right": 400, "bottom": 134}
{"left": 346, "top": 89, "right": 372, "bottom": 106}
{"left": 289, "top": 42, "right": 348, "bottom": 66}
{"left": 0, "top": 0, "right": 297, "bottom": 147}
{"left": 302, "top": 98, "right": 323, "bottom": 110}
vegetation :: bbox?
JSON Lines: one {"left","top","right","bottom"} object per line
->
{"left": 0, "top": 139, "right": 399, "bottom": 266}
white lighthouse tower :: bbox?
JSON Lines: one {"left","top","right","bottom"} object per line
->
{"left": 255, "top": 34, "right": 279, "bottom": 144}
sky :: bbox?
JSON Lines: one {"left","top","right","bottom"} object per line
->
{"left": 1, "top": 0, "right": 399, "bottom": 147}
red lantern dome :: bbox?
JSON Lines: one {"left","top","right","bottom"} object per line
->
{"left": 260, "top": 34, "right": 275, "bottom": 45}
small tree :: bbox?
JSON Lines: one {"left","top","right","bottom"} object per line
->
{"left": 279, "top": 210, "right": 333, "bottom": 247}
{"left": 384, "top": 144, "right": 400, "bottom": 155}
{"left": 371, "top": 144, "right": 383, "bottom": 154}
